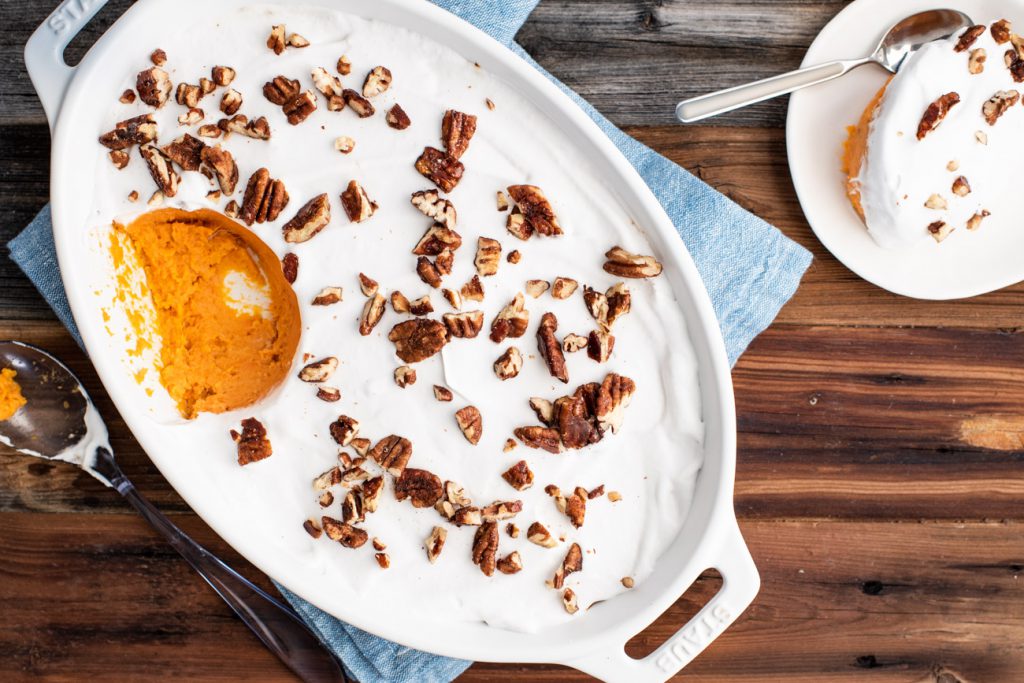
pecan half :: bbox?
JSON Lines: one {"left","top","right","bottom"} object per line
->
{"left": 514, "top": 426, "right": 563, "bottom": 453}
{"left": 161, "top": 133, "right": 205, "bottom": 172}
{"left": 282, "top": 194, "right": 331, "bottom": 243}
{"left": 506, "top": 185, "right": 562, "bottom": 238}
{"left": 461, "top": 275, "right": 484, "bottom": 302}
{"left": 343, "top": 89, "right": 375, "bottom": 117}
{"left": 136, "top": 67, "right": 171, "bottom": 108}
{"left": 321, "top": 516, "right": 368, "bottom": 548}
{"left": 413, "top": 225, "right": 462, "bottom": 255}
{"left": 426, "top": 526, "right": 447, "bottom": 563}
{"left": 441, "top": 109, "right": 477, "bottom": 158}
{"left": 212, "top": 65, "right": 235, "bottom": 87}
{"left": 474, "top": 237, "right": 502, "bottom": 276}
{"left": 415, "top": 147, "right": 464, "bottom": 192}
{"left": 200, "top": 144, "right": 239, "bottom": 195}
{"left": 341, "top": 180, "right": 378, "bottom": 223}
{"left": 490, "top": 293, "right": 529, "bottom": 343}
{"left": 552, "top": 542, "right": 583, "bottom": 589}
{"left": 281, "top": 253, "right": 298, "bottom": 283}
{"left": 497, "top": 552, "right": 523, "bottom": 575}
{"left": 916, "top": 92, "right": 961, "bottom": 139}
{"left": 369, "top": 435, "right": 412, "bottom": 476}
{"left": 359, "top": 293, "right": 387, "bottom": 335}
{"left": 395, "top": 468, "right": 443, "bottom": 508}
{"left": 299, "top": 356, "right": 338, "bottom": 382}
{"left": 494, "top": 346, "right": 523, "bottom": 380}
{"left": 603, "top": 247, "right": 663, "bottom": 278}
{"left": 443, "top": 311, "right": 484, "bottom": 339}
{"left": 982, "top": 90, "right": 1020, "bottom": 124}
{"left": 230, "top": 417, "right": 272, "bottom": 465}
{"left": 954, "top": 24, "right": 986, "bottom": 52}
{"left": 472, "top": 521, "right": 499, "bottom": 577}
{"left": 537, "top": 312, "right": 568, "bottom": 383}
{"left": 386, "top": 104, "right": 411, "bottom": 130}
{"left": 410, "top": 190, "right": 457, "bottom": 229}
{"left": 240, "top": 168, "right": 289, "bottom": 225}
{"left": 527, "top": 521, "right": 557, "bottom": 548}
{"left": 595, "top": 373, "right": 636, "bottom": 434}
{"left": 454, "top": 405, "right": 484, "bottom": 445}
{"left": 502, "top": 460, "right": 534, "bottom": 490}
{"left": 264, "top": 75, "right": 301, "bottom": 105}
{"left": 99, "top": 114, "right": 157, "bottom": 150}
{"left": 389, "top": 318, "right": 449, "bottom": 362}
{"left": 139, "top": 144, "right": 180, "bottom": 197}
{"left": 362, "top": 66, "right": 393, "bottom": 98}
{"left": 587, "top": 329, "right": 615, "bottom": 363}
{"left": 329, "top": 415, "right": 360, "bottom": 446}
{"left": 434, "top": 385, "right": 453, "bottom": 402}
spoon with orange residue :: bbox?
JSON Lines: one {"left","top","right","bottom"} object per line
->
{"left": 0, "top": 341, "right": 347, "bottom": 683}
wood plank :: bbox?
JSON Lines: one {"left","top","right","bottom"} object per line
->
{"left": 2, "top": 512, "right": 1020, "bottom": 681}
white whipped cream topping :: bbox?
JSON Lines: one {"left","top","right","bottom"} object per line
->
{"left": 857, "top": 21, "right": 1024, "bottom": 248}
{"left": 89, "top": 3, "right": 703, "bottom": 632}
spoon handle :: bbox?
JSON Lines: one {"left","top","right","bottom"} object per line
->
{"left": 97, "top": 450, "right": 347, "bottom": 682}
{"left": 675, "top": 57, "right": 871, "bottom": 123}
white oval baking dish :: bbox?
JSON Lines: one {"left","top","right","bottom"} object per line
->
{"left": 25, "top": 0, "right": 758, "bottom": 680}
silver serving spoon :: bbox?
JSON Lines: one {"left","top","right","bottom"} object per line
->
{"left": 0, "top": 341, "right": 347, "bottom": 682}
{"left": 676, "top": 9, "right": 974, "bottom": 123}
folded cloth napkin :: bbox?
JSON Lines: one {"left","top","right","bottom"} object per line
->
{"left": 8, "top": 1, "right": 812, "bottom": 680}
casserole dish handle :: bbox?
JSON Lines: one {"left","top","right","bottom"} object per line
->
{"left": 25, "top": 0, "right": 111, "bottom": 130}
{"left": 565, "top": 517, "right": 759, "bottom": 682}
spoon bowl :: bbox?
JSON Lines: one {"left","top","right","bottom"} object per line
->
{"left": 872, "top": 9, "right": 976, "bottom": 72}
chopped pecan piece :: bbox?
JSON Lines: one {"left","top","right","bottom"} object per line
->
{"left": 220, "top": 89, "right": 243, "bottom": 115}
{"left": 283, "top": 90, "right": 317, "bottom": 125}
{"left": 175, "top": 82, "right": 202, "bottom": 108}
{"left": 605, "top": 283, "right": 631, "bottom": 327}
{"left": 299, "top": 356, "right": 338, "bottom": 382}
{"left": 362, "top": 476, "right": 385, "bottom": 513}
{"left": 442, "top": 288, "right": 462, "bottom": 310}
{"left": 369, "top": 435, "right": 412, "bottom": 476}
{"left": 240, "top": 168, "right": 289, "bottom": 225}
{"left": 109, "top": 150, "right": 129, "bottom": 169}
{"left": 394, "top": 365, "right": 417, "bottom": 388}
{"left": 177, "top": 107, "right": 203, "bottom": 126}
{"left": 386, "top": 104, "right": 411, "bottom": 130}
{"left": 335, "top": 136, "right": 355, "bottom": 153}
{"left": 537, "top": 312, "right": 568, "bottom": 383}
{"left": 321, "top": 516, "right": 368, "bottom": 548}
{"left": 426, "top": 526, "right": 447, "bottom": 563}
{"left": 220, "top": 114, "right": 272, "bottom": 140}
{"left": 552, "top": 542, "right": 583, "bottom": 589}
{"left": 391, "top": 291, "right": 411, "bottom": 313}
{"left": 497, "top": 552, "right": 523, "bottom": 575}
{"left": 342, "top": 489, "right": 365, "bottom": 524}
{"left": 197, "top": 124, "right": 221, "bottom": 138}
{"left": 916, "top": 92, "right": 960, "bottom": 139}
{"left": 562, "top": 589, "right": 578, "bottom": 614}
{"left": 588, "top": 485, "right": 605, "bottom": 499}
{"left": 992, "top": 19, "right": 1013, "bottom": 44}
{"left": 211, "top": 66, "right": 235, "bottom": 87}
{"left": 136, "top": 67, "right": 171, "bottom": 108}
{"left": 359, "top": 293, "right": 387, "bottom": 336}
{"left": 160, "top": 134, "right": 205, "bottom": 171}
{"left": 608, "top": 490, "right": 623, "bottom": 502}
{"left": 969, "top": 48, "right": 987, "bottom": 74}
{"left": 474, "top": 237, "right": 502, "bottom": 276}
{"left": 982, "top": 90, "right": 1020, "bottom": 124}
{"left": 264, "top": 75, "right": 300, "bottom": 105}
{"left": 312, "top": 465, "right": 342, "bottom": 491}
{"left": 967, "top": 209, "right": 991, "bottom": 231}
{"left": 555, "top": 487, "right": 588, "bottom": 528}
{"left": 434, "top": 385, "right": 453, "bottom": 402}
{"left": 341, "top": 180, "right": 378, "bottom": 223}
{"left": 554, "top": 395, "right": 599, "bottom": 449}
{"left": 395, "top": 468, "right": 443, "bottom": 508}
{"left": 362, "top": 66, "right": 393, "bottom": 97}
{"left": 336, "top": 55, "right": 352, "bottom": 75}
{"left": 413, "top": 225, "right": 462, "bottom": 255}
{"left": 282, "top": 194, "right": 331, "bottom": 243}
{"left": 358, "top": 273, "right": 378, "bottom": 298}
{"left": 1004, "top": 48, "right": 1024, "bottom": 82}
{"left": 506, "top": 523, "right": 519, "bottom": 537}
{"left": 507, "top": 185, "right": 562, "bottom": 237}
{"left": 550, "top": 277, "right": 578, "bottom": 299}
{"left": 311, "top": 67, "right": 343, "bottom": 104}
{"left": 415, "top": 147, "right": 464, "bottom": 192}
{"left": 119, "top": 89, "right": 136, "bottom": 104}
{"left": 224, "top": 199, "right": 239, "bottom": 217}
{"left": 928, "top": 220, "right": 953, "bottom": 243}
{"left": 139, "top": 144, "right": 180, "bottom": 197}
{"left": 496, "top": 190, "right": 509, "bottom": 211}
{"left": 502, "top": 460, "right": 534, "bottom": 491}
{"left": 563, "top": 333, "right": 588, "bottom": 353}
{"left": 525, "top": 280, "right": 550, "bottom": 298}
{"left": 954, "top": 25, "right": 986, "bottom": 52}
{"left": 389, "top": 319, "right": 449, "bottom": 362}
{"left": 200, "top": 144, "right": 238, "bottom": 195}
{"left": 494, "top": 347, "right": 523, "bottom": 380}
{"left": 230, "top": 417, "right": 272, "bottom": 465}
{"left": 435, "top": 248, "right": 454, "bottom": 275}
{"left": 472, "top": 522, "right": 499, "bottom": 577}
{"left": 281, "top": 253, "right": 298, "bottom": 283}
{"left": 416, "top": 257, "right": 443, "bottom": 288}
{"left": 490, "top": 293, "right": 529, "bottom": 343}
{"left": 529, "top": 397, "right": 555, "bottom": 425}
{"left": 287, "top": 32, "right": 309, "bottom": 48}
{"left": 595, "top": 373, "right": 636, "bottom": 434}
{"left": 441, "top": 109, "right": 477, "bottom": 158}
{"left": 455, "top": 405, "right": 483, "bottom": 445}
{"left": 150, "top": 49, "right": 167, "bottom": 66}
{"left": 443, "top": 311, "right": 484, "bottom": 339}
{"left": 587, "top": 329, "right": 615, "bottom": 363}
{"left": 452, "top": 506, "right": 483, "bottom": 527}
{"left": 952, "top": 176, "right": 971, "bottom": 197}
{"left": 411, "top": 190, "right": 457, "bottom": 228}
{"left": 99, "top": 114, "right": 157, "bottom": 150}
{"left": 410, "top": 296, "right": 434, "bottom": 316}
{"left": 514, "top": 426, "right": 563, "bottom": 453}
{"left": 373, "top": 552, "right": 390, "bottom": 569}
{"left": 507, "top": 249, "right": 522, "bottom": 264}
{"left": 342, "top": 88, "right": 375, "bottom": 117}
{"left": 527, "top": 521, "right": 557, "bottom": 548}
{"left": 316, "top": 386, "right": 341, "bottom": 402}
{"left": 329, "top": 415, "right": 359, "bottom": 446}
{"left": 303, "top": 519, "right": 322, "bottom": 539}
{"left": 603, "top": 246, "right": 663, "bottom": 278}
{"left": 267, "top": 25, "right": 287, "bottom": 54}
{"left": 461, "top": 275, "right": 484, "bottom": 302}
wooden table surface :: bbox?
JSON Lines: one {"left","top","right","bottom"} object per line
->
{"left": 3, "top": 1, "right": 1023, "bottom": 681}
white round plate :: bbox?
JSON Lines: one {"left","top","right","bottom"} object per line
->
{"left": 787, "top": 0, "right": 1024, "bottom": 299}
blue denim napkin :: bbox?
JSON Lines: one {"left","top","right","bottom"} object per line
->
{"left": 8, "top": 1, "right": 811, "bottom": 680}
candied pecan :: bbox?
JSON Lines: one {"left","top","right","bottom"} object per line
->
{"left": 230, "top": 417, "right": 272, "bottom": 465}
{"left": 992, "top": 19, "right": 1013, "bottom": 44}
{"left": 136, "top": 67, "right": 171, "bottom": 108}
{"left": 220, "top": 89, "right": 243, "bottom": 115}
{"left": 461, "top": 275, "right": 484, "bottom": 302}
{"left": 200, "top": 144, "right": 238, "bottom": 195}
{"left": 507, "top": 185, "right": 562, "bottom": 237}
{"left": 415, "top": 147, "right": 464, "bottom": 192}
{"left": 362, "top": 66, "right": 392, "bottom": 98}
{"left": 119, "top": 89, "right": 136, "bottom": 104}
{"left": 359, "top": 293, "right": 387, "bottom": 335}
{"left": 329, "top": 415, "right": 359, "bottom": 446}
{"left": 434, "top": 385, "right": 453, "bottom": 402}
{"left": 507, "top": 249, "right": 522, "bottom": 264}
{"left": 368, "top": 435, "right": 412, "bottom": 476}
{"left": 139, "top": 144, "right": 180, "bottom": 197}
{"left": 982, "top": 90, "right": 1020, "bottom": 124}
{"left": 502, "top": 460, "right": 534, "bottom": 491}
{"left": 395, "top": 468, "right": 443, "bottom": 508}
{"left": 150, "top": 48, "right": 167, "bottom": 66}
{"left": 177, "top": 107, "right": 203, "bottom": 126}
{"left": 1005, "top": 48, "right": 1024, "bottom": 82}
{"left": 442, "top": 288, "right": 462, "bottom": 310}
{"left": 605, "top": 283, "right": 631, "bottom": 327}
{"left": 212, "top": 65, "right": 235, "bottom": 87}
{"left": 317, "top": 386, "right": 341, "bottom": 402}
{"left": 554, "top": 395, "right": 597, "bottom": 449}
{"left": 411, "top": 190, "right": 457, "bottom": 228}
{"left": 514, "top": 426, "right": 563, "bottom": 453}
{"left": 595, "top": 373, "right": 636, "bottom": 434}
{"left": 299, "top": 356, "right": 338, "bottom": 382}
{"left": 435, "top": 248, "right": 454, "bottom": 275}
{"left": 426, "top": 526, "right": 447, "bottom": 563}
{"left": 537, "top": 312, "right": 568, "bottom": 383}
{"left": 497, "top": 552, "right": 523, "bottom": 575}
{"left": 197, "top": 124, "right": 221, "bottom": 138}
{"left": 490, "top": 293, "right": 528, "bottom": 343}
{"left": 264, "top": 75, "right": 300, "bottom": 105}
{"left": 281, "top": 253, "right": 298, "bottom": 283}
{"left": 494, "top": 346, "right": 523, "bottom": 380}
{"left": 555, "top": 487, "right": 588, "bottom": 528}
{"left": 220, "top": 114, "right": 272, "bottom": 140}
{"left": 386, "top": 104, "right": 411, "bottom": 130}
{"left": 455, "top": 405, "right": 483, "bottom": 444}
{"left": 472, "top": 521, "right": 499, "bottom": 577}
{"left": 416, "top": 257, "right": 443, "bottom": 288}
{"left": 451, "top": 505, "right": 482, "bottom": 527}
{"left": 443, "top": 311, "right": 484, "bottom": 339}
{"left": 312, "top": 465, "right": 342, "bottom": 491}
{"left": 99, "top": 114, "right": 157, "bottom": 150}
{"left": 388, "top": 318, "right": 448, "bottom": 362}
{"left": 200, "top": 78, "right": 216, "bottom": 94}
{"left": 507, "top": 523, "right": 519, "bottom": 537}
{"left": 109, "top": 150, "right": 129, "bottom": 169}
{"left": 175, "top": 82, "right": 202, "bottom": 108}
{"left": 954, "top": 24, "right": 986, "bottom": 52}
{"left": 391, "top": 291, "right": 411, "bottom": 313}
{"left": 362, "top": 476, "right": 385, "bottom": 512}
{"left": 410, "top": 296, "right": 434, "bottom": 316}
{"left": 351, "top": 438, "right": 371, "bottom": 457}
{"left": 587, "top": 329, "right": 615, "bottom": 363}
{"left": 160, "top": 134, "right": 205, "bottom": 171}
{"left": 342, "top": 88, "right": 375, "bottom": 117}
{"left": 916, "top": 92, "right": 960, "bottom": 139}
{"left": 282, "top": 194, "right": 331, "bottom": 243}
{"left": 473, "top": 237, "right": 502, "bottom": 276}
{"left": 967, "top": 209, "right": 991, "bottom": 231}
{"left": 562, "top": 589, "right": 579, "bottom": 614}
{"left": 527, "top": 521, "right": 557, "bottom": 548}
{"left": 394, "top": 365, "right": 417, "bottom": 388}
{"left": 529, "top": 397, "right": 555, "bottom": 425}
{"left": 552, "top": 542, "right": 583, "bottom": 589}
{"left": 506, "top": 210, "right": 531, "bottom": 240}
{"left": 283, "top": 90, "right": 317, "bottom": 125}
{"left": 341, "top": 180, "right": 378, "bottom": 223}
{"left": 267, "top": 25, "right": 287, "bottom": 54}
{"left": 342, "top": 489, "right": 365, "bottom": 524}
{"left": 413, "top": 225, "right": 462, "bottom": 256}
{"left": 441, "top": 109, "right": 477, "bottom": 158}
{"left": 321, "top": 516, "right": 368, "bottom": 548}
{"left": 354, "top": 273, "right": 377, "bottom": 298}
{"left": 240, "top": 168, "right": 289, "bottom": 225}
